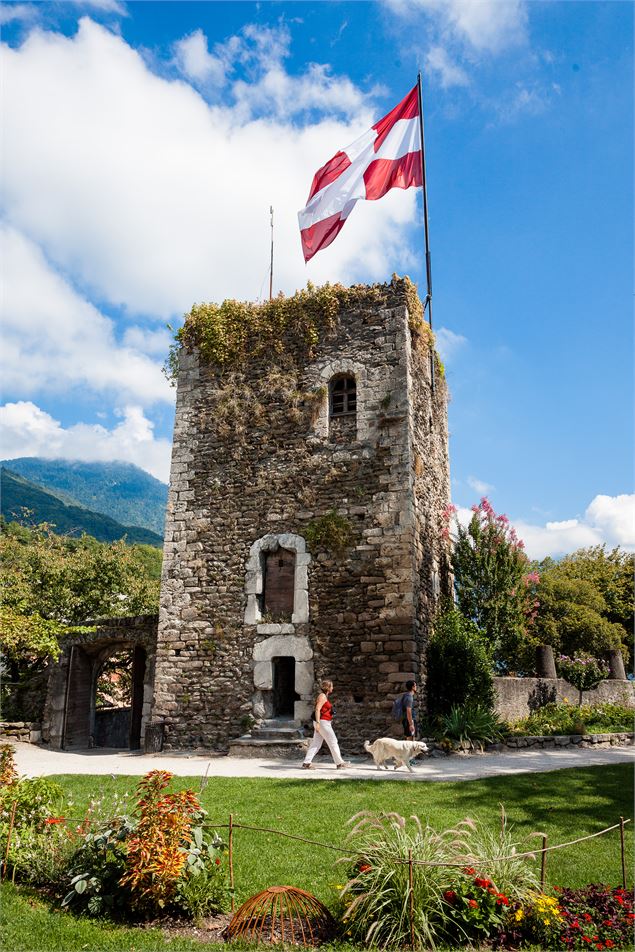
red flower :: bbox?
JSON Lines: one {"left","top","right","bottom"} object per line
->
{"left": 462, "top": 866, "right": 476, "bottom": 876}
{"left": 468, "top": 899, "right": 478, "bottom": 909}
{"left": 359, "top": 864, "right": 371, "bottom": 873}
{"left": 616, "top": 896, "right": 625, "bottom": 905}
{"left": 44, "top": 816, "right": 65, "bottom": 825}
{"left": 443, "top": 890, "right": 457, "bottom": 904}
{"left": 583, "top": 913, "right": 593, "bottom": 922}
{"left": 626, "top": 912, "right": 635, "bottom": 920}
{"left": 581, "top": 937, "right": 591, "bottom": 944}
{"left": 215, "top": 858, "right": 221, "bottom": 866}
{"left": 571, "top": 921, "right": 580, "bottom": 929}
{"left": 604, "top": 941, "right": 614, "bottom": 948}
{"left": 496, "top": 896, "right": 510, "bottom": 906}
{"left": 474, "top": 877, "right": 493, "bottom": 889}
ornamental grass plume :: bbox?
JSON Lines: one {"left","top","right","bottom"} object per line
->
{"left": 338, "top": 811, "right": 469, "bottom": 949}
{"left": 455, "top": 806, "right": 540, "bottom": 900}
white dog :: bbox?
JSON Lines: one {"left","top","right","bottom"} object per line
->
{"left": 364, "top": 738, "right": 428, "bottom": 772}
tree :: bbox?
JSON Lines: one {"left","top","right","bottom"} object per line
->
{"left": 535, "top": 547, "right": 632, "bottom": 667}
{"left": 426, "top": 608, "right": 495, "bottom": 719}
{"left": 444, "top": 499, "right": 538, "bottom": 672}
{"left": 0, "top": 520, "right": 160, "bottom": 718}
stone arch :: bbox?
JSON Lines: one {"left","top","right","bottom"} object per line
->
{"left": 244, "top": 533, "right": 310, "bottom": 625}
{"left": 310, "top": 358, "right": 369, "bottom": 441}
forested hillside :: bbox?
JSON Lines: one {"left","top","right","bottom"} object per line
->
{"left": 0, "top": 458, "right": 168, "bottom": 535}
{"left": 1, "top": 468, "right": 163, "bottom": 546}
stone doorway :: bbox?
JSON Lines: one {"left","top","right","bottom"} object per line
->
{"left": 93, "top": 646, "right": 146, "bottom": 749}
{"left": 42, "top": 616, "right": 157, "bottom": 751}
{"left": 272, "top": 656, "right": 297, "bottom": 718}
{"left": 62, "top": 644, "right": 147, "bottom": 749}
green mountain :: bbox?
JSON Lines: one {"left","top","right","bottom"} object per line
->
{"left": 0, "top": 458, "right": 168, "bottom": 535}
{"left": 1, "top": 467, "right": 163, "bottom": 546}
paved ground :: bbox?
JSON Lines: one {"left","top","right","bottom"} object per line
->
{"left": 9, "top": 741, "right": 635, "bottom": 783}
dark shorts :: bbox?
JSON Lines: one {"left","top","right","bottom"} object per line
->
{"left": 402, "top": 718, "right": 417, "bottom": 738}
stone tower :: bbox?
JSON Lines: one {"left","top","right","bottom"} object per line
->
{"left": 151, "top": 278, "right": 452, "bottom": 751}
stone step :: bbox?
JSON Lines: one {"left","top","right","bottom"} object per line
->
{"left": 228, "top": 736, "right": 309, "bottom": 759}
{"left": 251, "top": 727, "right": 305, "bottom": 741}
{"left": 259, "top": 719, "right": 302, "bottom": 729}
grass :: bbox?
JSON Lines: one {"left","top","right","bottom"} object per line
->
{"left": 1, "top": 765, "right": 632, "bottom": 951}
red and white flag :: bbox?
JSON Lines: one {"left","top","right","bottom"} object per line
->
{"left": 298, "top": 85, "right": 422, "bottom": 262}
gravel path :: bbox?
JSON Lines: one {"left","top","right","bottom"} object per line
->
{"left": 9, "top": 741, "right": 635, "bottom": 783}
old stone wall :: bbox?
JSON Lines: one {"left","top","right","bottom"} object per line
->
{"left": 494, "top": 676, "right": 635, "bottom": 722}
{"left": 153, "top": 279, "right": 451, "bottom": 752}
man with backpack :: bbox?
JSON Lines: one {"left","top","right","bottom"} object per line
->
{"left": 400, "top": 680, "right": 418, "bottom": 739}
{"left": 391, "top": 680, "right": 418, "bottom": 738}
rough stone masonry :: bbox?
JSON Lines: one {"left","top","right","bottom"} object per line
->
{"left": 151, "top": 278, "right": 452, "bottom": 753}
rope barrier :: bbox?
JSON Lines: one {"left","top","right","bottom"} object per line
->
{"left": 199, "top": 817, "right": 631, "bottom": 868}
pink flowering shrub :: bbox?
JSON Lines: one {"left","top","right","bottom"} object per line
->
{"left": 443, "top": 498, "right": 539, "bottom": 673}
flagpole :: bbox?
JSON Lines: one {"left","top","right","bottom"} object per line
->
{"left": 269, "top": 205, "right": 274, "bottom": 301}
{"left": 416, "top": 71, "right": 435, "bottom": 393}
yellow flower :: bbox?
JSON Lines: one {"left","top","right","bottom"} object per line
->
{"left": 514, "top": 909, "right": 525, "bottom": 922}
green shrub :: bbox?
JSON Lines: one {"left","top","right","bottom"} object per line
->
{"left": 426, "top": 609, "right": 495, "bottom": 719}
{"left": 7, "top": 821, "right": 78, "bottom": 889}
{"left": 176, "top": 825, "right": 230, "bottom": 921}
{"left": 62, "top": 816, "right": 133, "bottom": 917}
{"left": 305, "top": 511, "right": 355, "bottom": 557}
{"left": 509, "top": 702, "right": 634, "bottom": 737}
{"left": 437, "top": 704, "right": 506, "bottom": 749}
{"left": 0, "top": 776, "right": 64, "bottom": 831}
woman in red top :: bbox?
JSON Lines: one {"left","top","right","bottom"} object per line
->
{"left": 302, "top": 679, "right": 350, "bottom": 770}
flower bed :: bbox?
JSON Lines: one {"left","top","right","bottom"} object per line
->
{"left": 0, "top": 745, "right": 229, "bottom": 924}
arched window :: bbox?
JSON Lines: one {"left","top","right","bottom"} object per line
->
{"left": 329, "top": 375, "right": 357, "bottom": 417}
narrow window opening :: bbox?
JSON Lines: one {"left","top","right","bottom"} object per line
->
{"left": 330, "top": 375, "right": 357, "bottom": 417}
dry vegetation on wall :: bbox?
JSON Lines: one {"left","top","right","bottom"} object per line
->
{"left": 164, "top": 277, "right": 440, "bottom": 382}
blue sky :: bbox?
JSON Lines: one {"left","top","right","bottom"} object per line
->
{"left": 0, "top": 0, "right": 632, "bottom": 558}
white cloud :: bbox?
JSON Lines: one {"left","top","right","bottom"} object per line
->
{"left": 585, "top": 494, "right": 635, "bottom": 549}
{"left": 0, "top": 402, "right": 171, "bottom": 482}
{"left": 173, "top": 29, "right": 227, "bottom": 87}
{"left": 436, "top": 326, "right": 467, "bottom": 362}
{"left": 1, "top": 225, "right": 172, "bottom": 406}
{"left": 425, "top": 45, "right": 470, "bottom": 88}
{"left": 76, "top": 0, "right": 127, "bottom": 14}
{"left": 389, "top": 0, "right": 528, "bottom": 53}
{"left": 492, "top": 82, "right": 548, "bottom": 123}
{"left": 122, "top": 325, "right": 174, "bottom": 357}
{"left": 0, "top": 4, "right": 38, "bottom": 26}
{"left": 1, "top": 18, "right": 413, "bottom": 322}
{"left": 452, "top": 494, "right": 635, "bottom": 560}
{"left": 467, "top": 475, "right": 495, "bottom": 495}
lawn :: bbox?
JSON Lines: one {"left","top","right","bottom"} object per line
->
{"left": 1, "top": 764, "right": 632, "bottom": 951}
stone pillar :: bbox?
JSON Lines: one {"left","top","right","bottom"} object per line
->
{"left": 607, "top": 649, "right": 627, "bottom": 681}
{"left": 535, "top": 645, "right": 557, "bottom": 679}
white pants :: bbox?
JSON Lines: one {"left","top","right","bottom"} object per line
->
{"left": 303, "top": 720, "right": 344, "bottom": 766}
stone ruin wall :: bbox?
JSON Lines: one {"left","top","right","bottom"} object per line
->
{"left": 152, "top": 279, "right": 451, "bottom": 752}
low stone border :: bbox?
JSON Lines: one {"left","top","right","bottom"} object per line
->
{"left": 421, "top": 732, "right": 634, "bottom": 757}
{"left": 0, "top": 721, "right": 42, "bottom": 744}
